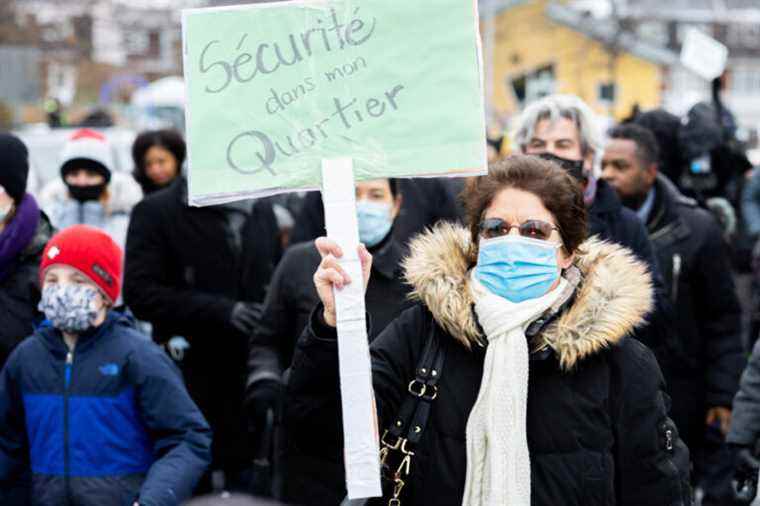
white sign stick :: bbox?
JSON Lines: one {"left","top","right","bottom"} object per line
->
{"left": 321, "top": 158, "right": 382, "bottom": 500}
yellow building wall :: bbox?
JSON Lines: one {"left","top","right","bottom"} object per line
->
{"left": 487, "top": 0, "right": 663, "bottom": 122}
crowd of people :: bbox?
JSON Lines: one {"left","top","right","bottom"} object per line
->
{"left": 0, "top": 87, "right": 759, "bottom": 506}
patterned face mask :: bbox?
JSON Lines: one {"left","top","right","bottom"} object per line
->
{"left": 38, "top": 284, "right": 102, "bottom": 333}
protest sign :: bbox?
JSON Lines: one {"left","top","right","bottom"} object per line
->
{"left": 182, "top": 0, "right": 486, "bottom": 205}
{"left": 680, "top": 28, "right": 729, "bottom": 82}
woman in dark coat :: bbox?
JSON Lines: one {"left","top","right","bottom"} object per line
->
{"left": 131, "top": 129, "right": 186, "bottom": 195}
{"left": 286, "top": 155, "right": 691, "bottom": 505}
{"left": 0, "top": 133, "right": 54, "bottom": 370}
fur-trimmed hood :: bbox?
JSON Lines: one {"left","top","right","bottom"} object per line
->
{"left": 402, "top": 223, "right": 654, "bottom": 370}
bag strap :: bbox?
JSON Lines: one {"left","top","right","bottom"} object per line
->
{"left": 379, "top": 322, "right": 447, "bottom": 505}
{"left": 387, "top": 325, "right": 445, "bottom": 442}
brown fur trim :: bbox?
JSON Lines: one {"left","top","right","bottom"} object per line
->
{"left": 402, "top": 223, "right": 654, "bottom": 369}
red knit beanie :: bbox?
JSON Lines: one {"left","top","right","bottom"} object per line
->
{"left": 39, "top": 225, "right": 123, "bottom": 303}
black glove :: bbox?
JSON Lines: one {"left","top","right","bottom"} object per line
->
{"left": 246, "top": 380, "right": 282, "bottom": 431}
{"left": 230, "top": 302, "right": 263, "bottom": 335}
{"left": 733, "top": 445, "right": 760, "bottom": 504}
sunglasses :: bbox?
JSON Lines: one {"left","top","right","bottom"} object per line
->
{"left": 479, "top": 217, "right": 559, "bottom": 241}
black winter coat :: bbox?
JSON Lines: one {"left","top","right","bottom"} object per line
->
{"left": 247, "top": 233, "right": 413, "bottom": 503}
{"left": 286, "top": 224, "right": 691, "bottom": 506}
{"left": 589, "top": 179, "right": 676, "bottom": 361}
{"left": 0, "top": 213, "right": 53, "bottom": 369}
{"left": 645, "top": 176, "right": 744, "bottom": 449}
{"left": 289, "top": 177, "right": 465, "bottom": 248}
{"left": 247, "top": 232, "right": 411, "bottom": 389}
{"left": 588, "top": 179, "right": 656, "bottom": 260}
{"left": 123, "top": 177, "right": 281, "bottom": 469}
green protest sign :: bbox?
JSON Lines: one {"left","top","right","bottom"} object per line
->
{"left": 182, "top": 0, "right": 486, "bottom": 205}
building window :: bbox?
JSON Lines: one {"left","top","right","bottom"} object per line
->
{"left": 509, "top": 65, "right": 556, "bottom": 107}
{"left": 125, "top": 32, "right": 149, "bottom": 54}
{"left": 598, "top": 82, "right": 616, "bottom": 104}
{"left": 731, "top": 66, "right": 760, "bottom": 96}
{"left": 637, "top": 21, "right": 669, "bottom": 46}
{"left": 148, "top": 31, "right": 161, "bottom": 58}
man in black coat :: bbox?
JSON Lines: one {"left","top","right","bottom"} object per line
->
{"left": 246, "top": 178, "right": 413, "bottom": 503}
{"left": 513, "top": 94, "right": 673, "bottom": 358}
{"left": 603, "top": 124, "right": 744, "bottom": 505}
{"left": 288, "top": 177, "right": 464, "bottom": 248}
{"left": 124, "top": 176, "right": 281, "bottom": 492}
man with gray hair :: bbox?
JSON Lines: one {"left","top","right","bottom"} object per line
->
{"left": 513, "top": 94, "right": 659, "bottom": 272}
{"left": 513, "top": 94, "right": 676, "bottom": 370}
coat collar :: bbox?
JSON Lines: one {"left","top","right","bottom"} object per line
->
{"left": 588, "top": 179, "right": 623, "bottom": 216}
{"left": 402, "top": 223, "right": 654, "bottom": 370}
{"left": 647, "top": 175, "right": 692, "bottom": 235}
{"left": 37, "top": 311, "right": 127, "bottom": 358}
{"left": 369, "top": 230, "right": 404, "bottom": 280}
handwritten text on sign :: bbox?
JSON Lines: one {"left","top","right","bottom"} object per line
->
{"left": 182, "top": 0, "right": 485, "bottom": 204}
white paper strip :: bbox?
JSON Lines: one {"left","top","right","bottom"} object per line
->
{"left": 321, "top": 157, "right": 382, "bottom": 500}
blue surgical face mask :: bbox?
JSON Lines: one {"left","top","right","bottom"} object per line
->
{"left": 475, "top": 235, "right": 561, "bottom": 303}
{"left": 357, "top": 200, "right": 393, "bottom": 247}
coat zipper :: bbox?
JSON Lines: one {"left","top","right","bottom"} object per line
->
{"left": 64, "top": 350, "right": 73, "bottom": 504}
{"left": 649, "top": 222, "right": 678, "bottom": 242}
{"left": 671, "top": 254, "right": 682, "bottom": 303}
{"left": 661, "top": 422, "right": 686, "bottom": 506}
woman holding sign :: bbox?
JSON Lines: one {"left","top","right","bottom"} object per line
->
{"left": 285, "top": 155, "right": 691, "bottom": 506}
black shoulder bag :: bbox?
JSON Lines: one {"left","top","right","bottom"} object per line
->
{"left": 375, "top": 325, "right": 447, "bottom": 506}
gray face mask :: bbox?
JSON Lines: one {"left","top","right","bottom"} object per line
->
{"left": 38, "top": 284, "right": 101, "bottom": 333}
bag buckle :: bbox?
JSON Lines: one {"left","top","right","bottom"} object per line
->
{"left": 387, "top": 477, "right": 405, "bottom": 506}
{"left": 381, "top": 430, "right": 403, "bottom": 450}
{"left": 396, "top": 453, "right": 413, "bottom": 477}
{"left": 399, "top": 438, "right": 415, "bottom": 456}
{"left": 408, "top": 380, "right": 438, "bottom": 400}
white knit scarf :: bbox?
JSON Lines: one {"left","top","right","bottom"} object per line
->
{"left": 462, "top": 272, "right": 568, "bottom": 506}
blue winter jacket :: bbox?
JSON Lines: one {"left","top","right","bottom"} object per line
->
{"left": 0, "top": 312, "right": 212, "bottom": 506}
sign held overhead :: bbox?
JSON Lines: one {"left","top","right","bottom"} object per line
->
{"left": 182, "top": 0, "right": 486, "bottom": 206}
{"left": 680, "top": 28, "right": 729, "bottom": 82}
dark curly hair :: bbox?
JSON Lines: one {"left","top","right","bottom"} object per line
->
{"left": 462, "top": 154, "right": 587, "bottom": 256}
{"left": 131, "top": 129, "right": 186, "bottom": 193}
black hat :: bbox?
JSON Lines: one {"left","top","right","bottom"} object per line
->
{"left": 0, "top": 132, "right": 30, "bottom": 204}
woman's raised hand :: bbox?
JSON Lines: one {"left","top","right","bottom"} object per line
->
{"left": 313, "top": 237, "right": 373, "bottom": 327}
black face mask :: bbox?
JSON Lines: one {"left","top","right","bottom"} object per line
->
{"left": 66, "top": 182, "right": 106, "bottom": 203}
{"left": 536, "top": 152, "right": 586, "bottom": 181}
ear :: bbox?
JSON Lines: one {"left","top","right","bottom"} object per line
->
{"left": 558, "top": 250, "right": 575, "bottom": 270}
{"left": 391, "top": 194, "right": 403, "bottom": 220}
{"left": 583, "top": 150, "right": 596, "bottom": 173}
{"left": 644, "top": 163, "right": 659, "bottom": 185}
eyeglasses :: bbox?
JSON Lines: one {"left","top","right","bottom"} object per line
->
{"left": 478, "top": 217, "right": 559, "bottom": 241}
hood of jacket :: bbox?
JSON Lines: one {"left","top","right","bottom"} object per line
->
{"left": 39, "top": 171, "right": 143, "bottom": 214}
{"left": 402, "top": 223, "right": 654, "bottom": 370}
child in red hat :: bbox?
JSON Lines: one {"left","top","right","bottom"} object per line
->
{"left": 0, "top": 225, "right": 212, "bottom": 506}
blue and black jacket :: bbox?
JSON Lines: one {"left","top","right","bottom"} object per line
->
{"left": 0, "top": 312, "right": 212, "bottom": 506}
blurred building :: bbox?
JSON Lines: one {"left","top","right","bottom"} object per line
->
{"left": 2, "top": 0, "right": 190, "bottom": 123}
{"left": 480, "top": 0, "right": 675, "bottom": 129}
{"left": 613, "top": 0, "right": 760, "bottom": 143}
